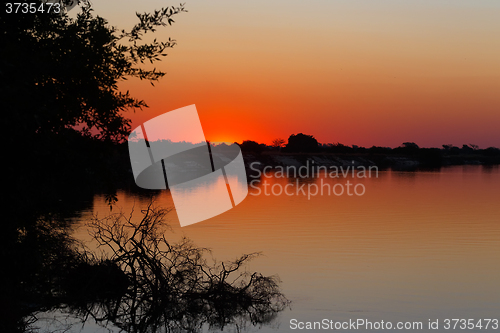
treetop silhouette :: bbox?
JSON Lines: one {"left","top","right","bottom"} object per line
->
{"left": 1, "top": 0, "right": 186, "bottom": 142}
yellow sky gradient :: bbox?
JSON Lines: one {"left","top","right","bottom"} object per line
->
{"left": 91, "top": 0, "right": 500, "bottom": 147}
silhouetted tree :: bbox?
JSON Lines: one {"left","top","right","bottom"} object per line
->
{"left": 393, "top": 142, "right": 420, "bottom": 155}
{"left": 461, "top": 144, "right": 474, "bottom": 154}
{"left": 324, "top": 142, "right": 354, "bottom": 154}
{"left": 402, "top": 142, "right": 420, "bottom": 150}
{"left": 284, "top": 133, "right": 319, "bottom": 153}
{"left": 239, "top": 140, "right": 266, "bottom": 154}
{"left": 368, "top": 146, "right": 392, "bottom": 154}
{"left": 271, "top": 138, "right": 286, "bottom": 150}
{"left": 1, "top": 0, "right": 186, "bottom": 143}
{"left": 1, "top": 2, "right": 187, "bottom": 331}
{"left": 483, "top": 147, "right": 500, "bottom": 156}
{"left": 59, "top": 204, "right": 290, "bottom": 333}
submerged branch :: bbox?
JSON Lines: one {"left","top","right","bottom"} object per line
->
{"left": 58, "top": 204, "right": 290, "bottom": 332}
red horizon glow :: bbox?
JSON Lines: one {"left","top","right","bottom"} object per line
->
{"left": 92, "top": 1, "right": 500, "bottom": 149}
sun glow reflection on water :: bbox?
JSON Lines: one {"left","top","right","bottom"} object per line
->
{"left": 69, "top": 166, "right": 500, "bottom": 332}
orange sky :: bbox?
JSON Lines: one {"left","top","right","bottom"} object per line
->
{"left": 91, "top": 0, "right": 500, "bottom": 148}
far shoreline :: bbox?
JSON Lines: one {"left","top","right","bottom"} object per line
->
{"left": 241, "top": 150, "right": 500, "bottom": 176}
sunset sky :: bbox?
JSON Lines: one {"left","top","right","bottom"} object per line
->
{"left": 92, "top": 0, "right": 499, "bottom": 148}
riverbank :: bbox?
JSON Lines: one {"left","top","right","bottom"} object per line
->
{"left": 241, "top": 151, "right": 500, "bottom": 175}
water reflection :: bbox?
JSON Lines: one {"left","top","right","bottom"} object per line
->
{"left": 25, "top": 166, "right": 500, "bottom": 333}
{"left": 49, "top": 205, "right": 289, "bottom": 333}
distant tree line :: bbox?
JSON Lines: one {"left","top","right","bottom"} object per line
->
{"left": 239, "top": 133, "right": 499, "bottom": 155}
{"left": 237, "top": 134, "right": 500, "bottom": 166}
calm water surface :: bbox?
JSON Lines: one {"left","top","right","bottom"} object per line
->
{"left": 48, "top": 166, "right": 500, "bottom": 332}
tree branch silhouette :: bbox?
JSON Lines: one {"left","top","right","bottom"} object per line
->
{"left": 61, "top": 204, "right": 291, "bottom": 332}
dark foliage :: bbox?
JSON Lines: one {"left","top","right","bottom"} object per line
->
{"left": 284, "top": 133, "right": 319, "bottom": 153}
{"left": 58, "top": 205, "right": 290, "bottom": 333}
{"left": 0, "top": 1, "right": 187, "bottom": 331}
{"left": 1, "top": 0, "right": 186, "bottom": 143}
{"left": 239, "top": 140, "right": 267, "bottom": 155}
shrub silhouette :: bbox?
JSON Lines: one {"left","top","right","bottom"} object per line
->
{"left": 239, "top": 140, "right": 267, "bottom": 154}
{"left": 284, "top": 133, "right": 319, "bottom": 153}
{"left": 62, "top": 204, "right": 291, "bottom": 332}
